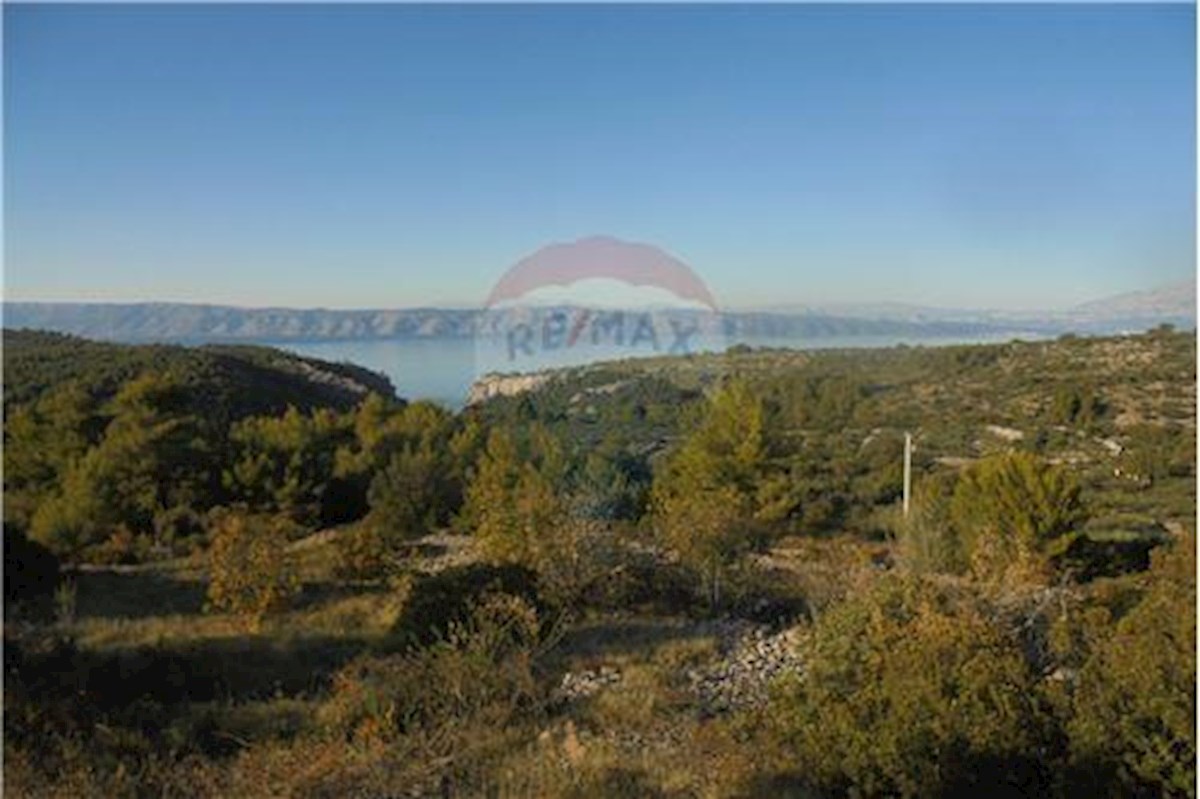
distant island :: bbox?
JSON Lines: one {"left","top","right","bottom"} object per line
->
{"left": 3, "top": 280, "right": 1194, "bottom": 343}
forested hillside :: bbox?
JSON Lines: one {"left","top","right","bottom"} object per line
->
{"left": 477, "top": 327, "right": 1195, "bottom": 550}
{"left": 4, "top": 327, "right": 1195, "bottom": 798}
{"left": 4, "top": 329, "right": 395, "bottom": 412}
{"left": 3, "top": 329, "right": 402, "bottom": 561}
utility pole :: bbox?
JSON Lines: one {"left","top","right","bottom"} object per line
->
{"left": 903, "top": 432, "right": 913, "bottom": 518}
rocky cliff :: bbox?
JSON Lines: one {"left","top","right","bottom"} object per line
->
{"left": 465, "top": 372, "right": 554, "bottom": 405}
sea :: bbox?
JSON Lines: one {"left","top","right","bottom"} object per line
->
{"left": 273, "top": 331, "right": 1028, "bottom": 409}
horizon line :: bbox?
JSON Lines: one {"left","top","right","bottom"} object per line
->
{"left": 2, "top": 276, "right": 1195, "bottom": 318}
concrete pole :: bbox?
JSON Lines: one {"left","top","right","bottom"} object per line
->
{"left": 903, "top": 432, "right": 912, "bottom": 517}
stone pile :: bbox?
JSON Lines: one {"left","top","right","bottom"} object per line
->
{"left": 686, "top": 623, "right": 804, "bottom": 714}
{"left": 553, "top": 665, "right": 623, "bottom": 703}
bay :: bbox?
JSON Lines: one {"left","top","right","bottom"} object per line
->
{"left": 274, "top": 331, "right": 1029, "bottom": 409}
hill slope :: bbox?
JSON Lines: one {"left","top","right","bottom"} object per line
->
{"left": 3, "top": 328, "right": 396, "bottom": 417}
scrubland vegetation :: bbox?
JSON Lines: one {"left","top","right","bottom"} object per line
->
{"left": 4, "top": 326, "right": 1195, "bottom": 797}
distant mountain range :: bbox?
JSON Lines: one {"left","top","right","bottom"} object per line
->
{"left": 1073, "top": 280, "right": 1196, "bottom": 321}
{"left": 3, "top": 281, "right": 1193, "bottom": 344}
{"left": 753, "top": 280, "right": 1197, "bottom": 327}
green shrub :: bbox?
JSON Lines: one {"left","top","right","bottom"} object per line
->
{"left": 950, "top": 451, "right": 1087, "bottom": 581}
{"left": 224, "top": 407, "right": 351, "bottom": 525}
{"left": 389, "top": 562, "right": 543, "bottom": 648}
{"left": 460, "top": 426, "right": 621, "bottom": 607}
{"left": 28, "top": 372, "right": 216, "bottom": 559}
{"left": 893, "top": 470, "right": 963, "bottom": 575}
{"left": 460, "top": 427, "right": 569, "bottom": 566}
{"left": 365, "top": 444, "right": 452, "bottom": 540}
{"left": 1049, "top": 384, "right": 1107, "bottom": 428}
{"left": 1067, "top": 533, "right": 1196, "bottom": 797}
{"left": 766, "top": 575, "right": 1054, "bottom": 797}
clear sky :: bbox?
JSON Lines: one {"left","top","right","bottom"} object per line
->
{"left": 5, "top": 3, "right": 1195, "bottom": 310}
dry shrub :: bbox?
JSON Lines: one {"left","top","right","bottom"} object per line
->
{"left": 318, "top": 592, "right": 548, "bottom": 792}
{"left": 197, "top": 736, "right": 360, "bottom": 799}
{"left": 532, "top": 517, "right": 629, "bottom": 609}
{"left": 968, "top": 526, "right": 1056, "bottom": 587}
{"left": 773, "top": 534, "right": 885, "bottom": 618}
{"left": 494, "top": 730, "right": 668, "bottom": 799}
{"left": 205, "top": 508, "right": 300, "bottom": 631}
{"left": 332, "top": 522, "right": 390, "bottom": 581}
{"left": 390, "top": 562, "right": 543, "bottom": 648}
{"left": 490, "top": 709, "right": 764, "bottom": 798}
{"left": 2, "top": 629, "right": 228, "bottom": 799}
{"left": 194, "top": 594, "right": 551, "bottom": 798}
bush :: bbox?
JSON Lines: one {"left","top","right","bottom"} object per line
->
{"left": 333, "top": 522, "right": 392, "bottom": 581}
{"left": 389, "top": 562, "right": 543, "bottom": 648}
{"left": 460, "top": 426, "right": 622, "bottom": 608}
{"left": 320, "top": 592, "right": 546, "bottom": 786}
{"left": 531, "top": 517, "right": 628, "bottom": 609}
{"left": 225, "top": 407, "right": 351, "bottom": 525}
{"left": 766, "top": 575, "right": 1055, "bottom": 797}
{"left": 28, "top": 372, "right": 217, "bottom": 560}
{"left": 949, "top": 451, "right": 1087, "bottom": 582}
{"left": 27, "top": 466, "right": 108, "bottom": 557}
{"left": 365, "top": 445, "right": 453, "bottom": 541}
{"left": 204, "top": 509, "right": 300, "bottom": 631}
{"left": 152, "top": 505, "right": 206, "bottom": 558}
{"left": 1049, "top": 384, "right": 1107, "bottom": 428}
{"left": 2, "top": 628, "right": 220, "bottom": 798}
{"left": 893, "top": 470, "right": 963, "bottom": 575}
{"left": 1067, "top": 533, "right": 1196, "bottom": 797}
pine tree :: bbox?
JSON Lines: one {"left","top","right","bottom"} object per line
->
{"left": 652, "top": 379, "right": 793, "bottom": 605}
{"left": 461, "top": 426, "right": 567, "bottom": 567}
{"left": 29, "top": 372, "right": 212, "bottom": 556}
{"left": 4, "top": 382, "right": 99, "bottom": 531}
{"left": 949, "top": 450, "right": 1087, "bottom": 581}
{"left": 225, "top": 405, "right": 350, "bottom": 523}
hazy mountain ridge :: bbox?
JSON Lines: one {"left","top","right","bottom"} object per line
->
{"left": 1073, "top": 279, "right": 1196, "bottom": 319}
{"left": 2, "top": 302, "right": 482, "bottom": 342}
{"left": 753, "top": 279, "right": 1196, "bottom": 326}
{"left": 4, "top": 281, "right": 1193, "bottom": 344}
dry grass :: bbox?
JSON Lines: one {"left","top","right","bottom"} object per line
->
{"left": 761, "top": 533, "right": 888, "bottom": 615}
{"left": 65, "top": 567, "right": 405, "bottom": 651}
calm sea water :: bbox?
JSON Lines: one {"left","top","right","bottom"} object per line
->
{"left": 275, "top": 332, "right": 1026, "bottom": 409}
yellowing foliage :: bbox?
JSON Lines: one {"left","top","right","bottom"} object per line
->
{"left": 205, "top": 509, "right": 300, "bottom": 631}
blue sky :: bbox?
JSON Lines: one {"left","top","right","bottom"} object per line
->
{"left": 5, "top": 4, "right": 1195, "bottom": 310}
